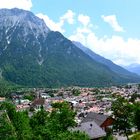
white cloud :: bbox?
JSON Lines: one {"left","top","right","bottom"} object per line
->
{"left": 60, "top": 10, "right": 75, "bottom": 24}
{"left": 101, "top": 15, "right": 124, "bottom": 32}
{"left": 69, "top": 32, "right": 87, "bottom": 45}
{"left": 0, "top": 0, "right": 32, "bottom": 10}
{"left": 78, "top": 14, "right": 90, "bottom": 26}
{"left": 69, "top": 14, "right": 94, "bottom": 45}
{"left": 69, "top": 27, "right": 93, "bottom": 45}
{"left": 69, "top": 14, "right": 140, "bottom": 66}
{"left": 86, "top": 35, "right": 140, "bottom": 66}
{"left": 37, "top": 10, "right": 75, "bottom": 33}
{"left": 71, "top": 31, "right": 140, "bottom": 66}
{"left": 36, "top": 13, "right": 64, "bottom": 33}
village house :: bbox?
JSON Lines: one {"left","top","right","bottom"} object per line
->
{"left": 71, "top": 121, "right": 106, "bottom": 140}
{"left": 16, "top": 104, "right": 30, "bottom": 111}
{"left": 31, "top": 98, "right": 46, "bottom": 111}
{"left": 81, "top": 112, "right": 114, "bottom": 131}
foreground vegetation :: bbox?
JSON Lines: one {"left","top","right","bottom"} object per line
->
{"left": 0, "top": 102, "right": 89, "bottom": 140}
{"left": 111, "top": 96, "right": 140, "bottom": 140}
{"left": 130, "top": 132, "right": 140, "bottom": 140}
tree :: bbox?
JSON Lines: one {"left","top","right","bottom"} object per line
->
{"left": 0, "top": 79, "right": 20, "bottom": 98}
{"left": 40, "top": 102, "right": 89, "bottom": 140}
{"left": 130, "top": 132, "right": 140, "bottom": 140}
{"left": 23, "top": 94, "right": 34, "bottom": 101}
{"left": 49, "top": 102, "right": 76, "bottom": 131}
{"left": 12, "top": 111, "right": 32, "bottom": 140}
{"left": 0, "top": 102, "right": 89, "bottom": 140}
{"left": 44, "top": 101, "right": 89, "bottom": 140}
{"left": 0, "top": 102, "right": 16, "bottom": 120}
{"left": 30, "top": 106, "right": 48, "bottom": 128}
{"left": 111, "top": 97, "right": 133, "bottom": 140}
{"left": 129, "top": 93, "right": 140, "bottom": 103}
{"left": 72, "top": 89, "right": 81, "bottom": 96}
{"left": 0, "top": 81, "right": 10, "bottom": 97}
{"left": 0, "top": 112, "right": 16, "bottom": 140}
{"left": 132, "top": 103, "right": 140, "bottom": 130}
{"left": 1, "top": 102, "right": 32, "bottom": 140}
{"left": 30, "top": 107, "right": 49, "bottom": 139}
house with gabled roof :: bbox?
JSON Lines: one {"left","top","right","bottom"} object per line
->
{"left": 31, "top": 98, "right": 45, "bottom": 111}
{"left": 81, "top": 112, "right": 114, "bottom": 131}
{"left": 71, "top": 120, "right": 106, "bottom": 140}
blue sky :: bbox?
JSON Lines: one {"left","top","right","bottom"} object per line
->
{"left": 0, "top": 0, "right": 140, "bottom": 66}
{"left": 31, "top": 0, "right": 140, "bottom": 39}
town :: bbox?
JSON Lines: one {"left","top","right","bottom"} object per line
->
{"left": 0, "top": 84, "right": 140, "bottom": 140}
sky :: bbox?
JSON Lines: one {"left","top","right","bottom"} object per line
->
{"left": 0, "top": 0, "right": 140, "bottom": 66}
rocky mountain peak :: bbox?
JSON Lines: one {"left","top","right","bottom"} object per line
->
{"left": 0, "top": 8, "right": 50, "bottom": 36}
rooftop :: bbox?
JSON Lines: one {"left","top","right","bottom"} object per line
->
{"left": 81, "top": 112, "right": 109, "bottom": 126}
{"left": 72, "top": 121, "right": 106, "bottom": 139}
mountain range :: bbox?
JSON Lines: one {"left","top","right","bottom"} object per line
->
{"left": 0, "top": 8, "right": 140, "bottom": 87}
{"left": 73, "top": 41, "right": 139, "bottom": 79}
{"left": 124, "top": 64, "right": 140, "bottom": 76}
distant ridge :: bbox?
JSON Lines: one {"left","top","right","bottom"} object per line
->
{"left": 124, "top": 64, "right": 140, "bottom": 76}
{"left": 73, "top": 41, "right": 140, "bottom": 82}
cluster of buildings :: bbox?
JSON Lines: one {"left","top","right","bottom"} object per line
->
{"left": 1, "top": 84, "right": 140, "bottom": 139}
